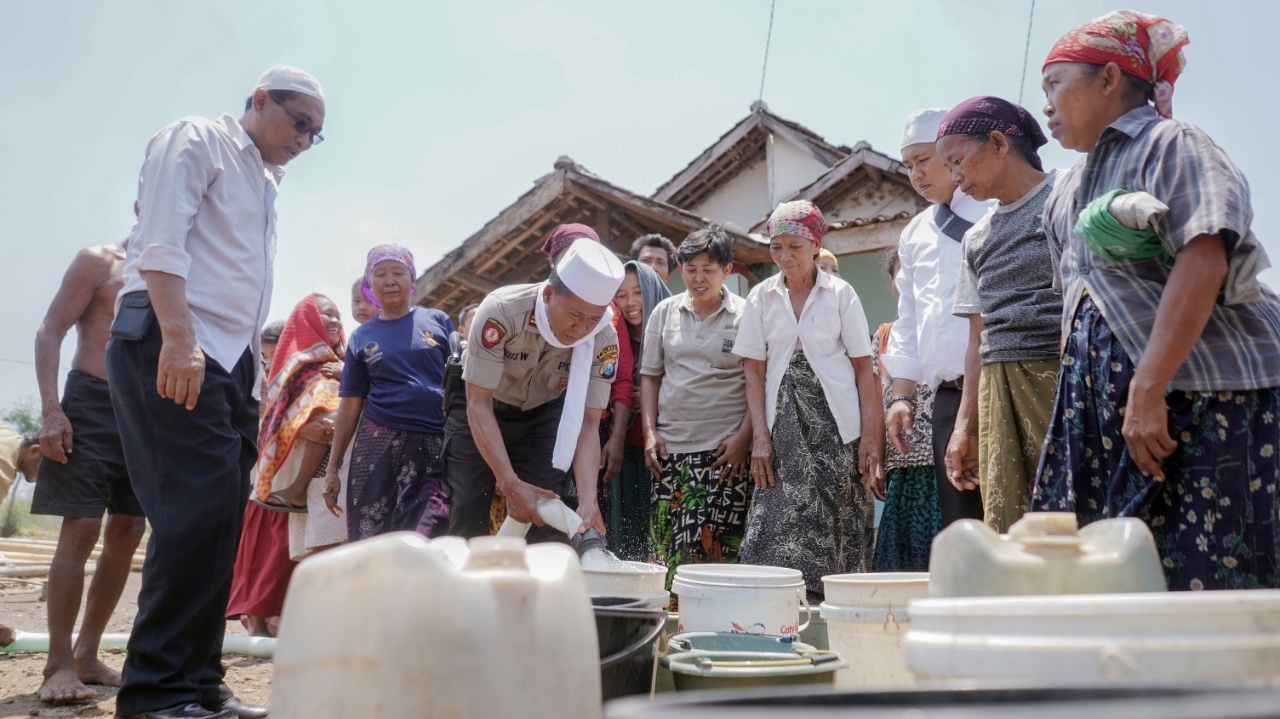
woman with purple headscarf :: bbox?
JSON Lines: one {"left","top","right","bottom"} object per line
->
{"left": 934, "top": 97, "right": 1063, "bottom": 533}
{"left": 321, "top": 244, "right": 455, "bottom": 540}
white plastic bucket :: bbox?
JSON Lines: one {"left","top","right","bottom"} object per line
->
{"left": 584, "top": 560, "right": 670, "bottom": 610}
{"left": 673, "top": 564, "right": 811, "bottom": 637}
{"left": 904, "top": 589, "right": 1280, "bottom": 687}
{"left": 820, "top": 572, "right": 929, "bottom": 687}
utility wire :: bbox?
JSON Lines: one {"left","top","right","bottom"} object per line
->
{"left": 757, "top": 0, "right": 778, "bottom": 102}
{"left": 1018, "top": 0, "right": 1037, "bottom": 105}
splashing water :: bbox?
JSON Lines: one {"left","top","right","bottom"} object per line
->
{"left": 579, "top": 545, "right": 644, "bottom": 573}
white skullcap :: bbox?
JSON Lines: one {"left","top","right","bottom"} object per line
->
{"left": 556, "top": 238, "right": 624, "bottom": 306}
{"left": 255, "top": 65, "right": 325, "bottom": 103}
{"left": 900, "top": 107, "right": 948, "bottom": 151}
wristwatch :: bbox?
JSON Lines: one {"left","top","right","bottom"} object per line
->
{"left": 889, "top": 395, "right": 917, "bottom": 409}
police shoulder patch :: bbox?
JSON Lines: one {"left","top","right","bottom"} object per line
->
{"left": 481, "top": 318, "right": 507, "bottom": 349}
{"left": 596, "top": 343, "right": 619, "bottom": 379}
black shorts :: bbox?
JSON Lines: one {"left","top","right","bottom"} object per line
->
{"left": 32, "top": 370, "right": 144, "bottom": 518}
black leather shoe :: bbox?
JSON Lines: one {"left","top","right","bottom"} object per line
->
{"left": 117, "top": 703, "right": 234, "bottom": 719}
{"left": 206, "top": 696, "right": 269, "bottom": 719}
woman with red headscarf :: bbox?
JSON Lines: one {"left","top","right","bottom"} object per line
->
{"left": 732, "top": 200, "right": 884, "bottom": 599}
{"left": 1032, "top": 11, "right": 1280, "bottom": 590}
{"left": 226, "top": 293, "right": 345, "bottom": 636}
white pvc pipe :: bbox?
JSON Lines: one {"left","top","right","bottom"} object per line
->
{"left": 1, "top": 631, "right": 275, "bottom": 658}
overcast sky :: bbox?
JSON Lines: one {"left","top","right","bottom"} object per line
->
{"left": 1, "top": 0, "right": 1275, "bottom": 412}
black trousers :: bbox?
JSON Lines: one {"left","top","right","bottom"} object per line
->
{"left": 107, "top": 318, "right": 258, "bottom": 716}
{"left": 931, "top": 384, "right": 984, "bottom": 526}
{"left": 441, "top": 392, "right": 568, "bottom": 542}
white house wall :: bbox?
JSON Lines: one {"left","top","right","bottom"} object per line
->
{"left": 768, "top": 136, "right": 835, "bottom": 209}
{"left": 689, "top": 135, "right": 833, "bottom": 231}
{"left": 824, "top": 180, "right": 921, "bottom": 225}
{"left": 689, "top": 158, "right": 770, "bottom": 230}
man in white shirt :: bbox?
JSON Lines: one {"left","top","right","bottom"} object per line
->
{"left": 881, "top": 108, "right": 993, "bottom": 527}
{"left": 106, "top": 65, "right": 325, "bottom": 719}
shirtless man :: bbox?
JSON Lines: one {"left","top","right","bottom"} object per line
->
{"left": 32, "top": 239, "right": 146, "bottom": 704}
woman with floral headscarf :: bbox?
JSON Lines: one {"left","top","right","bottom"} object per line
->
{"left": 321, "top": 244, "right": 455, "bottom": 540}
{"left": 732, "top": 201, "right": 884, "bottom": 598}
{"left": 1032, "top": 11, "right": 1280, "bottom": 590}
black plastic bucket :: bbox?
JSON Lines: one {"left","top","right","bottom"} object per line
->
{"left": 604, "top": 685, "right": 1280, "bottom": 718}
{"left": 594, "top": 597, "right": 667, "bottom": 701}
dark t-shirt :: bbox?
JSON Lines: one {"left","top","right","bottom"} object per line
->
{"left": 340, "top": 307, "right": 454, "bottom": 433}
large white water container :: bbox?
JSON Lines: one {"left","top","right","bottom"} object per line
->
{"left": 905, "top": 589, "right": 1280, "bottom": 687}
{"left": 929, "top": 512, "right": 1167, "bottom": 597}
{"left": 272, "top": 532, "right": 602, "bottom": 719}
{"left": 673, "top": 565, "right": 810, "bottom": 637}
{"left": 820, "top": 572, "right": 929, "bottom": 687}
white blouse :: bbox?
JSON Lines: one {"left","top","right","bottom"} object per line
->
{"left": 733, "top": 268, "right": 872, "bottom": 443}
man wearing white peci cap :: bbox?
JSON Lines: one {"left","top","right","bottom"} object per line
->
{"left": 107, "top": 65, "right": 325, "bottom": 719}
{"left": 443, "top": 237, "right": 623, "bottom": 540}
{"left": 881, "top": 107, "right": 994, "bottom": 530}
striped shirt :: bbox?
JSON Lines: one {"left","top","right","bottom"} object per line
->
{"left": 1045, "top": 106, "right": 1280, "bottom": 392}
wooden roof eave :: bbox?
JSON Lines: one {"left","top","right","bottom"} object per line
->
{"left": 566, "top": 167, "right": 772, "bottom": 266}
{"left": 414, "top": 169, "right": 568, "bottom": 299}
{"left": 652, "top": 113, "right": 764, "bottom": 203}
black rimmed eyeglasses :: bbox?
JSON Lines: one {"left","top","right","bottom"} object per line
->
{"left": 268, "top": 91, "right": 324, "bottom": 146}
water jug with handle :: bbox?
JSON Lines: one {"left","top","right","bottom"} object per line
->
{"left": 272, "top": 531, "right": 602, "bottom": 719}
{"left": 928, "top": 512, "right": 1167, "bottom": 597}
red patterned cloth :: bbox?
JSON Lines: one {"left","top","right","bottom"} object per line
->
{"left": 226, "top": 501, "right": 294, "bottom": 626}
{"left": 253, "top": 294, "right": 345, "bottom": 500}
{"left": 767, "top": 200, "right": 827, "bottom": 246}
{"left": 540, "top": 223, "right": 601, "bottom": 260}
{"left": 1044, "top": 10, "right": 1189, "bottom": 118}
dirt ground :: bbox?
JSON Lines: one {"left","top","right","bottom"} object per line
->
{"left": 0, "top": 572, "right": 274, "bottom": 718}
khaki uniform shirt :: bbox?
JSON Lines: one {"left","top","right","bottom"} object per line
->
{"left": 640, "top": 289, "right": 748, "bottom": 453}
{"left": 0, "top": 424, "right": 24, "bottom": 497}
{"left": 462, "top": 283, "right": 618, "bottom": 411}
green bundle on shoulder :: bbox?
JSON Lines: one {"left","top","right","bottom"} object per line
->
{"left": 1075, "top": 189, "right": 1172, "bottom": 267}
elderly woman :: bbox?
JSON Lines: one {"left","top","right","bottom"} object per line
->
{"left": 227, "top": 302, "right": 342, "bottom": 636}
{"left": 606, "top": 258, "right": 670, "bottom": 559}
{"left": 322, "top": 244, "right": 454, "bottom": 540}
{"left": 1032, "top": 11, "right": 1280, "bottom": 590}
{"left": 872, "top": 249, "right": 942, "bottom": 572}
{"left": 935, "top": 96, "right": 1063, "bottom": 533}
{"left": 733, "top": 201, "right": 884, "bottom": 597}
{"left": 641, "top": 227, "right": 749, "bottom": 586}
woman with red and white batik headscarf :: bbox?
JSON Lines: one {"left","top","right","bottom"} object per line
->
{"left": 732, "top": 200, "right": 885, "bottom": 600}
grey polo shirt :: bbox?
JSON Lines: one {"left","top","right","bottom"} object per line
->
{"left": 641, "top": 289, "right": 748, "bottom": 453}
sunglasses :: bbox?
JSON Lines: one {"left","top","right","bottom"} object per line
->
{"left": 268, "top": 91, "right": 324, "bottom": 146}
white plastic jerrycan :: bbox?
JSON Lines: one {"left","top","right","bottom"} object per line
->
{"left": 928, "top": 512, "right": 1167, "bottom": 597}
{"left": 496, "top": 496, "right": 586, "bottom": 537}
{"left": 272, "top": 531, "right": 602, "bottom": 719}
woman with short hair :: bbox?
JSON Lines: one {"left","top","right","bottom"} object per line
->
{"left": 641, "top": 227, "right": 750, "bottom": 585}
{"left": 733, "top": 201, "right": 884, "bottom": 597}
